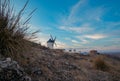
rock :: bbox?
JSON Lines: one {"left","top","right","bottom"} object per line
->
{"left": 68, "top": 64, "right": 77, "bottom": 69}
{"left": 32, "top": 67, "right": 42, "bottom": 76}
{"left": 21, "top": 76, "right": 31, "bottom": 81}
{"left": 64, "top": 62, "right": 78, "bottom": 70}
{"left": 0, "top": 57, "right": 31, "bottom": 81}
{"left": 65, "top": 62, "right": 69, "bottom": 65}
{"left": 6, "top": 57, "right": 12, "bottom": 62}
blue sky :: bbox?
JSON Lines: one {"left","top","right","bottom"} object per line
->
{"left": 14, "top": 0, "right": 120, "bottom": 52}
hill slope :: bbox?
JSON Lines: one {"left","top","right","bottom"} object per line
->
{"left": 0, "top": 42, "right": 120, "bottom": 81}
{"left": 14, "top": 44, "right": 120, "bottom": 81}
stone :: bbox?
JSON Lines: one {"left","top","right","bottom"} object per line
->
{"left": 0, "top": 57, "right": 31, "bottom": 81}
{"left": 21, "top": 76, "right": 31, "bottom": 81}
{"left": 32, "top": 67, "right": 42, "bottom": 76}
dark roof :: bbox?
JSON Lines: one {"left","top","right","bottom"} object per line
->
{"left": 47, "top": 39, "right": 54, "bottom": 43}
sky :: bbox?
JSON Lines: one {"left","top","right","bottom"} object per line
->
{"left": 14, "top": 0, "right": 120, "bottom": 52}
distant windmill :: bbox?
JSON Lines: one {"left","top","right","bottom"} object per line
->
{"left": 47, "top": 35, "right": 57, "bottom": 49}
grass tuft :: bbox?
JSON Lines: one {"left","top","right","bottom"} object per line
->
{"left": 0, "top": 0, "right": 38, "bottom": 58}
{"left": 93, "top": 56, "right": 109, "bottom": 71}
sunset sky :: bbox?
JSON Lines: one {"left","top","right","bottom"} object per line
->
{"left": 14, "top": 0, "right": 120, "bottom": 52}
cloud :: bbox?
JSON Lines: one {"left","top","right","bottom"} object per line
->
{"left": 76, "top": 36, "right": 89, "bottom": 44}
{"left": 30, "top": 33, "right": 49, "bottom": 45}
{"left": 71, "top": 40, "right": 79, "bottom": 43}
{"left": 67, "top": 0, "right": 87, "bottom": 24}
{"left": 84, "top": 34, "right": 107, "bottom": 40}
{"left": 60, "top": 23, "right": 93, "bottom": 33}
{"left": 61, "top": 0, "right": 87, "bottom": 25}
{"left": 55, "top": 41, "right": 69, "bottom": 49}
{"left": 30, "top": 32, "right": 69, "bottom": 49}
{"left": 76, "top": 34, "right": 107, "bottom": 45}
{"left": 61, "top": 0, "right": 105, "bottom": 26}
{"left": 60, "top": 26, "right": 92, "bottom": 33}
{"left": 59, "top": 0, "right": 105, "bottom": 35}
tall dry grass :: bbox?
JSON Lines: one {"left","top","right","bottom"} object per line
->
{"left": 0, "top": 0, "right": 38, "bottom": 58}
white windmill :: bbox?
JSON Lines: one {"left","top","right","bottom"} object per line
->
{"left": 47, "top": 35, "right": 57, "bottom": 49}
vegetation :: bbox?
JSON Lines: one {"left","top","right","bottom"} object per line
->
{"left": 93, "top": 56, "right": 109, "bottom": 71}
{"left": 17, "top": 47, "right": 120, "bottom": 81}
{"left": 0, "top": 0, "right": 37, "bottom": 58}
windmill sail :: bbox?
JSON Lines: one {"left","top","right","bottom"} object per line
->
{"left": 54, "top": 37, "right": 56, "bottom": 42}
{"left": 50, "top": 35, "right": 53, "bottom": 40}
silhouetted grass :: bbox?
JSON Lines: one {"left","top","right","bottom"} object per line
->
{"left": 0, "top": 0, "right": 38, "bottom": 58}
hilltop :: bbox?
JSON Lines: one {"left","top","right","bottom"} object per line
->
{"left": 3, "top": 42, "right": 119, "bottom": 81}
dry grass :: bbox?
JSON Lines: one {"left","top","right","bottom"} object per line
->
{"left": 93, "top": 56, "right": 109, "bottom": 71}
{"left": 13, "top": 46, "right": 120, "bottom": 81}
{"left": 0, "top": 0, "right": 37, "bottom": 58}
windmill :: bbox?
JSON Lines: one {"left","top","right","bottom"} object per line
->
{"left": 47, "top": 35, "right": 57, "bottom": 49}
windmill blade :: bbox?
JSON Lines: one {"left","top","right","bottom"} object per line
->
{"left": 50, "top": 34, "right": 53, "bottom": 40}
{"left": 54, "top": 37, "right": 56, "bottom": 41}
{"left": 54, "top": 42, "right": 57, "bottom": 47}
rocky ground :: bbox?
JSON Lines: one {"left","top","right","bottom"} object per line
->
{"left": 0, "top": 44, "right": 120, "bottom": 81}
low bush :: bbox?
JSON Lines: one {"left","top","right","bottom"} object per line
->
{"left": 93, "top": 56, "right": 109, "bottom": 71}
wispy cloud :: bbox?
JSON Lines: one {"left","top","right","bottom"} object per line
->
{"left": 84, "top": 34, "right": 107, "bottom": 40}
{"left": 60, "top": 0, "right": 105, "bottom": 35}
{"left": 66, "top": 0, "right": 87, "bottom": 24}
{"left": 62, "top": 0, "right": 105, "bottom": 26}
{"left": 71, "top": 40, "right": 79, "bottom": 43}
{"left": 60, "top": 23, "right": 93, "bottom": 33}
{"left": 51, "top": 0, "right": 119, "bottom": 51}
{"left": 76, "top": 36, "right": 89, "bottom": 44}
{"left": 60, "top": 26, "right": 92, "bottom": 33}
{"left": 64, "top": 37, "right": 79, "bottom": 44}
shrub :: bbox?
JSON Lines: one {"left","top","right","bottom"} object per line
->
{"left": 0, "top": 0, "right": 37, "bottom": 58}
{"left": 93, "top": 56, "right": 109, "bottom": 71}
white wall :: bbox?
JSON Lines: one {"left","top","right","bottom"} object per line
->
{"left": 47, "top": 42, "right": 54, "bottom": 49}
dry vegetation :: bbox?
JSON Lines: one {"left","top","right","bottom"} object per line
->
{"left": 16, "top": 45, "right": 120, "bottom": 81}
{"left": 0, "top": 0, "right": 37, "bottom": 58}
{"left": 93, "top": 56, "right": 109, "bottom": 71}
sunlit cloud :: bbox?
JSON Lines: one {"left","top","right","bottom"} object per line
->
{"left": 84, "top": 34, "right": 107, "bottom": 40}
